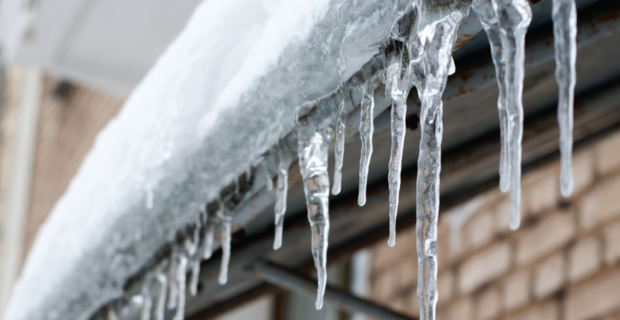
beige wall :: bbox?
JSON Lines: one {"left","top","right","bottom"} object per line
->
{"left": 24, "top": 76, "right": 123, "bottom": 253}
{"left": 364, "top": 129, "right": 620, "bottom": 320}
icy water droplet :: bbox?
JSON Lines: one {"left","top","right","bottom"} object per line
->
{"left": 553, "top": 0, "right": 577, "bottom": 197}
{"left": 296, "top": 104, "right": 332, "bottom": 310}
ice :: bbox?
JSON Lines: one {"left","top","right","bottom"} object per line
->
{"left": 218, "top": 208, "right": 233, "bottom": 285}
{"left": 296, "top": 103, "right": 332, "bottom": 310}
{"left": 385, "top": 48, "right": 410, "bottom": 247}
{"left": 4, "top": 0, "right": 415, "bottom": 318}
{"left": 173, "top": 255, "right": 188, "bottom": 320}
{"left": 140, "top": 283, "right": 152, "bottom": 320}
{"left": 358, "top": 77, "right": 382, "bottom": 206}
{"left": 203, "top": 225, "right": 215, "bottom": 260}
{"left": 189, "top": 260, "right": 200, "bottom": 296}
{"left": 273, "top": 143, "right": 294, "bottom": 250}
{"left": 167, "top": 248, "right": 179, "bottom": 310}
{"left": 472, "top": 0, "right": 511, "bottom": 192}
{"left": 474, "top": 0, "right": 532, "bottom": 230}
{"left": 405, "top": 1, "right": 472, "bottom": 319}
{"left": 154, "top": 270, "right": 168, "bottom": 320}
{"left": 107, "top": 308, "right": 119, "bottom": 320}
{"left": 332, "top": 89, "right": 354, "bottom": 196}
{"left": 553, "top": 0, "right": 577, "bottom": 197}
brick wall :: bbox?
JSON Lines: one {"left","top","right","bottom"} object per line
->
{"left": 365, "top": 129, "right": 620, "bottom": 320}
{"left": 24, "top": 76, "right": 124, "bottom": 253}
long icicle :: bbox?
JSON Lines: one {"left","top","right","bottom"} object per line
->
{"left": 496, "top": 0, "right": 532, "bottom": 230}
{"left": 408, "top": 1, "right": 471, "bottom": 319}
{"left": 332, "top": 90, "right": 350, "bottom": 196}
{"left": 141, "top": 282, "right": 152, "bottom": 320}
{"left": 189, "top": 260, "right": 200, "bottom": 296}
{"left": 358, "top": 77, "right": 381, "bottom": 206}
{"left": 473, "top": 0, "right": 511, "bottom": 192}
{"left": 273, "top": 143, "right": 293, "bottom": 250}
{"left": 553, "top": 0, "right": 577, "bottom": 197}
{"left": 386, "top": 47, "right": 410, "bottom": 247}
{"left": 218, "top": 208, "right": 233, "bottom": 285}
{"left": 167, "top": 248, "right": 179, "bottom": 310}
{"left": 154, "top": 269, "right": 168, "bottom": 320}
{"left": 173, "top": 254, "right": 188, "bottom": 320}
{"left": 296, "top": 104, "right": 331, "bottom": 310}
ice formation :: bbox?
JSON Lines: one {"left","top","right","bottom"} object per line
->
{"left": 273, "top": 143, "right": 294, "bottom": 250}
{"left": 140, "top": 283, "right": 152, "bottom": 320}
{"left": 332, "top": 89, "right": 354, "bottom": 196}
{"left": 296, "top": 104, "right": 332, "bottom": 310}
{"left": 553, "top": 0, "right": 577, "bottom": 197}
{"left": 358, "top": 77, "right": 383, "bottom": 206}
{"left": 4, "top": 0, "right": 581, "bottom": 319}
{"left": 154, "top": 268, "right": 168, "bottom": 320}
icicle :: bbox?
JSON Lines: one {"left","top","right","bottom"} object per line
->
{"left": 273, "top": 143, "right": 293, "bottom": 250}
{"left": 358, "top": 77, "right": 381, "bottom": 206}
{"left": 553, "top": 0, "right": 577, "bottom": 197}
{"left": 386, "top": 47, "right": 411, "bottom": 247}
{"left": 263, "top": 162, "right": 274, "bottom": 191}
{"left": 474, "top": 0, "right": 532, "bottom": 229}
{"left": 473, "top": 0, "right": 510, "bottom": 192}
{"left": 203, "top": 224, "right": 215, "bottom": 259}
{"left": 141, "top": 283, "right": 152, "bottom": 320}
{"left": 499, "top": 0, "right": 532, "bottom": 230}
{"left": 189, "top": 259, "right": 200, "bottom": 296}
{"left": 154, "top": 271, "right": 168, "bottom": 320}
{"left": 218, "top": 208, "right": 233, "bottom": 285}
{"left": 296, "top": 104, "right": 332, "bottom": 310}
{"left": 107, "top": 308, "right": 119, "bottom": 320}
{"left": 167, "top": 248, "right": 179, "bottom": 310}
{"left": 332, "top": 97, "right": 347, "bottom": 195}
{"left": 406, "top": 2, "right": 471, "bottom": 319}
{"left": 173, "top": 255, "right": 188, "bottom": 320}
{"left": 332, "top": 89, "right": 354, "bottom": 195}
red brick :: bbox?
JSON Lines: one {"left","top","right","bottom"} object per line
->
{"left": 533, "top": 253, "right": 565, "bottom": 299}
{"left": 568, "top": 236, "right": 601, "bottom": 283}
{"left": 458, "top": 241, "right": 511, "bottom": 294}
{"left": 579, "top": 174, "right": 620, "bottom": 230}
{"left": 565, "top": 269, "right": 620, "bottom": 320}
{"left": 516, "top": 210, "right": 575, "bottom": 266}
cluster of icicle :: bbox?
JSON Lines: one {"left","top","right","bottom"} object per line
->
{"left": 268, "top": 0, "right": 578, "bottom": 318}
{"left": 105, "top": 195, "right": 240, "bottom": 320}
{"left": 105, "top": 0, "right": 578, "bottom": 318}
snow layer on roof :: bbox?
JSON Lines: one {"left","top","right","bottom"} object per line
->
{"left": 4, "top": 0, "right": 406, "bottom": 319}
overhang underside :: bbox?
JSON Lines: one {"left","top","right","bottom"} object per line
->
{"left": 175, "top": 1, "right": 620, "bottom": 319}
